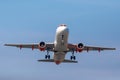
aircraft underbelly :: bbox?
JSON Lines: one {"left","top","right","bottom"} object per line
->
{"left": 54, "top": 52, "right": 65, "bottom": 62}
{"left": 55, "top": 44, "right": 67, "bottom": 51}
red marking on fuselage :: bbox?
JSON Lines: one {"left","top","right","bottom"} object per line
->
{"left": 55, "top": 61, "right": 61, "bottom": 65}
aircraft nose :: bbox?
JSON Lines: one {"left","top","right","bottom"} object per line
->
{"left": 63, "top": 27, "right": 69, "bottom": 32}
{"left": 56, "top": 25, "right": 69, "bottom": 34}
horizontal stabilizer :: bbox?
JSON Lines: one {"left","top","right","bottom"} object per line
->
{"left": 38, "top": 59, "right": 54, "bottom": 62}
{"left": 38, "top": 59, "right": 78, "bottom": 63}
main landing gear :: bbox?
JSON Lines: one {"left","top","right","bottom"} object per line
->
{"left": 70, "top": 51, "right": 76, "bottom": 60}
{"left": 45, "top": 50, "right": 50, "bottom": 59}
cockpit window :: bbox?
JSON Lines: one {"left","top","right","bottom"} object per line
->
{"left": 60, "top": 24, "right": 67, "bottom": 27}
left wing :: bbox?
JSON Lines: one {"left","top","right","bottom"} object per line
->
{"left": 68, "top": 44, "right": 116, "bottom": 52}
{"left": 84, "top": 46, "right": 116, "bottom": 51}
{"left": 4, "top": 43, "right": 54, "bottom": 51}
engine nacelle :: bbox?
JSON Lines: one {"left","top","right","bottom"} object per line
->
{"left": 76, "top": 43, "right": 84, "bottom": 52}
{"left": 38, "top": 42, "right": 46, "bottom": 51}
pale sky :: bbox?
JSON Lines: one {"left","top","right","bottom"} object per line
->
{"left": 0, "top": 0, "right": 120, "bottom": 80}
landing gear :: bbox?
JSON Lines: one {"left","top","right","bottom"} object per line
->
{"left": 45, "top": 55, "right": 50, "bottom": 59}
{"left": 45, "top": 50, "right": 50, "bottom": 59}
{"left": 70, "top": 56, "right": 76, "bottom": 60}
{"left": 70, "top": 50, "right": 76, "bottom": 60}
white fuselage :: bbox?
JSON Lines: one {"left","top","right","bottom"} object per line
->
{"left": 53, "top": 25, "right": 69, "bottom": 64}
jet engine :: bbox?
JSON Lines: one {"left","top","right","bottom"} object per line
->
{"left": 76, "top": 43, "right": 84, "bottom": 52}
{"left": 38, "top": 42, "right": 46, "bottom": 51}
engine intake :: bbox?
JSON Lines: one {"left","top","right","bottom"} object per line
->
{"left": 38, "top": 42, "right": 46, "bottom": 51}
{"left": 76, "top": 43, "right": 84, "bottom": 52}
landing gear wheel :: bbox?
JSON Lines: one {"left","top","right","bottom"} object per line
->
{"left": 73, "top": 56, "right": 76, "bottom": 60}
{"left": 70, "top": 56, "right": 76, "bottom": 60}
{"left": 70, "top": 56, "right": 73, "bottom": 60}
{"left": 45, "top": 55, "right": 50, "bottom": 59}
{"left": 45, "top": 55, "right": 47, "bottom": 59}
{"left": 48, "top": 55, "right": 50, "bottom": 59}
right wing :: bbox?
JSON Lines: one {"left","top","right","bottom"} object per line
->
{"left": 4, "top": 43, "right": 54, "bottom": 51}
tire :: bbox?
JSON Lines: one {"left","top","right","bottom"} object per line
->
{"left": 73, "top": 56, "right": 76, "bottom": 60}
{"left": 48, "top": 55, "right": 50, "bottom": 59}
{"left": 45, "top": 55, "right": 47, "bottom": 59}
{"left": 70, "top": 56, "right": 73, "bottom": 60}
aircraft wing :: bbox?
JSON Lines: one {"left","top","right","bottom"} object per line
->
{"left": 4, "top": 43, "right": 54, "bottom": 51}
{"left": 83, "top": 46, "right": 116, "bottom": 51}
{"left": 68, "top": 44, "right": 116, "bottom": 52}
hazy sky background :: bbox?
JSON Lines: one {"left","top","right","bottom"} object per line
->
{"left": 0, "top": 0, "right": 120, "bottom": 80}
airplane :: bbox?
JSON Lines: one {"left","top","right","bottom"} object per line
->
{"left": 4, "top": 24, "right": 116, "bottom": 65}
